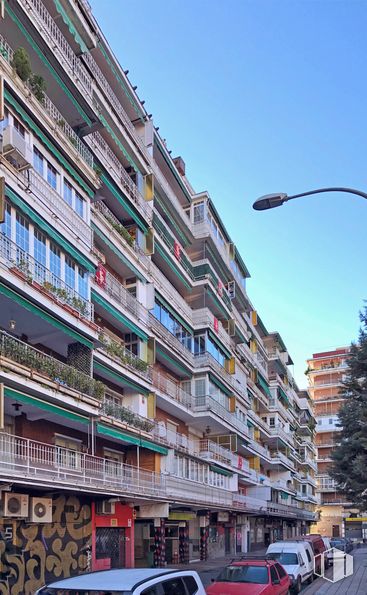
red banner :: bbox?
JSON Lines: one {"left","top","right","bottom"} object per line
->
{"left": 95, "top": 263, "right": 107, "bottom": 288}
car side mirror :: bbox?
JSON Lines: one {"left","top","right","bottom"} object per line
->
{"left": 301, "top": 561, "right": 305, "bottom": 566}
{"left": 272, "top": 579, "right": 280, "bottom": 585}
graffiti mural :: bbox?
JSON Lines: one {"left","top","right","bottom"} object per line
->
{"left": 0, "top": 494, "right": 92, "bottom": 595}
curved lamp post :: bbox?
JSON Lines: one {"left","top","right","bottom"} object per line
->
{"left": 252, "top": 187, "right": 367, "bottom": 211}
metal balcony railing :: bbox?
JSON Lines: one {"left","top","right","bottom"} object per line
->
{"left": 153, "top": 212, "right": 195, "bottom": 280}
{"left": 268, "top": 425, "right": 293, "bottom": 444}
{"left": 165, "top": 474, "right": 233, "bottom": 507}
{"left": 101, "top": 400, "right": 155, "bottom": 433}
{"left": 198, "top": 438, "right": 240, "bottom": 468}
{"left": 233, "top": 493, "right": 268, "bottom": 511}
{"left": 25, "top": 170, "right": 92, "bottom": 247}
{"left": 150, "top": 262, "right": 193, "bottom": 322}
{"left": 101, "top": 270, "right": 149, "bottom": 325}
{"left": 20, "top": 0, "right": 93, "bottom": 100}
{"left": 194, "top": 394, "right": 249, "bottom": 438}
{"left": 0, "top": 233, "right": 93, "bottom": 320}
{"left": 0, "top": 331, "right": 104, "bottom": 399}
{"left": 149, "top": 313, "right": 194, "bottom": 366}
{"left": 151, "top": 369, "right": 194, "bottom": 410}
{"left": 88, "top": 132, "right": 152, "bottom": 221}
{"left": 98, "top": 334, "right": 152, "bottom": 381}
{"left": 0, "top": 33, "right": 94, "bottom": 169}
{"left": 193, "top": 352, "right": 248, "bottom": 401}
{"left": 270, "top": 450, "right": 295, "bottom": 469}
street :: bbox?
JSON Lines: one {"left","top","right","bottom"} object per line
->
{"left": 195, "top": 547, "right": 367, "bottom": 594}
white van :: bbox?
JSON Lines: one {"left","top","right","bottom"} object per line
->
{"left": 266, "top": 540, "right": 314, "bottom": 593}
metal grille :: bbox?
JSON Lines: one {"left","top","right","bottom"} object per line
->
{"left": 96, "top": 527, "right": 126, "bottom": 568}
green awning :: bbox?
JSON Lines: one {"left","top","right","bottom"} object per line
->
{"left": 97, "top": 423, "right": 168, "bottom": 455}
{"left": 208, "top": 329, "right": 231, "bottom": 359}
{"left": 5, "top": 387, "right": 89, "bottom": 424}
{"left": 97, "top": 422, "right": 141, "bottom": 445}
{"left": 54, "top": 0, "right": 89, "bottom": 54}
{"left": 280, "top": 491, "right": 289, "bottom": 500}
{"left": 155, "top": 244, "right": 191, "bottom": 290}
{"left": 247, "top": 420, "right": 255, "bottom": 428}
{"left": 279, "top": 387, "right": 290, "bottom": 406}
{"left": 156, "top": 347, "right": 192, "bottom": 378}
{"left": 93, "top": 361, "right": 150, "bottom": 394}
{"left": 4, "top": 87, "right": 92, "bottom": 191}
{"left": 92, "top": 224, "right": 146, "bottom": 283}
{"left": 205, "top": 286, "right": 231, "bottom": 317}
{"left": 210, "top": 464, "right": 233, "bottom": 477}
{"left": 0, "top": 281, "right": 93, "bottom": 348}
{"left": 92, "top": 290, "right": 148, "bottom": 341}
{"left": 208, "top": 373, "right": 232, "bottom": 397}
{"left": 257, "top": 373, "right": 271, "bottom": 398}
{"left": 140, "top": 439, "right": 168, "bottom": 455}
{"left": 100, "top": 173, "right": 147, "bottom": 231}
{"left": 156, "top": 293, "right": 193, "bottom": 335}
{"left": 235, "top": 325, "right": 247, "bottom": 345}
{"left": 6, "top": 186, "right": 95, "bottom": 273}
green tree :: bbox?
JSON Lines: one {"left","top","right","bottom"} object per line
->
{"left": 331, "top": 306, "right": 367, "bottom": 508}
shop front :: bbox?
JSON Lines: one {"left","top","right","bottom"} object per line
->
{"left": 92, "top": 501, "right": 134, "bottom": 570}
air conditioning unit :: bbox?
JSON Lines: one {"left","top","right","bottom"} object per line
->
{"left": 227, "top": 280, "right": 236, "bottom": 300}
{"left": 3, "top": 493, "right": 29, "bottom": 517}
{"left": 2, "top": 125, "right": 32, "bottom": 171}
{"left": 96, "top": 500, "right": 115, "bottom": 515}
{"left": 29, "top": 497, "right": 53, "bottom": 523}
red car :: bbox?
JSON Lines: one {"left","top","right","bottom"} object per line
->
{"left": 206, "top": 559, "right": 291, "bottom": 595}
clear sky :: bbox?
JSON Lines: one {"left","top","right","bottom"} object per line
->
{"left": 89, "top": 0, "right": 367, "bottom": 387}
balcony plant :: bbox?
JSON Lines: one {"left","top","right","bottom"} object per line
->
{"left": 11, "top": 47, "right": 32, "bottom": 82}
{"left": 29, "top": 74, "right": 46, "bottom": 103}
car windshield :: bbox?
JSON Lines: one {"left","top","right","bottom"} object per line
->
{"left": 267, "top": 552, "right": 298, "bottom": 565}
{"left": 216, "top": 565, "right": 268, "bottom": 584}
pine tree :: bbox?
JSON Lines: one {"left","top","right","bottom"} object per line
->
{"left": 331, "top": 306, "right": 367, "bottom": 508}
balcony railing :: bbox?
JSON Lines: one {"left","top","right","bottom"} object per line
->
{"left": 25, "top": 170, "right": 92, "bottom": 247}
{"left": 0, "top": 233, "right": 93, "bottom": 320}
{"left": 192, "top": 212, "right": 231, "bottom": 268}
{"left": 192, "top": 308, "right": 232, "bottom": 352}
{"left": 0, "top": 331, "right": 104, "bottom": 399}
{"left": 101, "top": 270, "right": 149, "bottom": 325}
{"left": 270, "top": 450, "right": 295, "bottom": 469}
{"left": 89, "top": 132, "right": 152, "bottom": 221}
{"left": 233, "top": 493, "right": 268, "bottom": 512}
{"left": 149, "top": 313, "right": 194, "bottom": 365}
{"left": 268, "top": 425, "right": 293, "bottom": 444}
{"left": 0, "top": 33, "right": 94, "bottom": 169}
{"left": 153, "top": 212, "right": 195, "bottom": 280}
{"left": 98, "top": 334, "right": 152, "bottom": 381}
{"left": 150, "top": 261, "right": 193, "bottom": 322}
{"left": 194, "top": 394, "right": 250, "bottom": 438}
{"left": 21, "top": 0, "right": 93, "bottom": 101}
{"left": 194, "top": 352, "right": 248, "bottom": 400}
{"left": 198, "top": 438, "right": 240, "bottom": 468}
{"left": 151, "top": 369, "right": 194, "bottom": 410}
{"left": 165, "top": 474, "right": 233, "bottom": 507}
{"left": 102, "top": 400, "right": 155, "bottom": 433}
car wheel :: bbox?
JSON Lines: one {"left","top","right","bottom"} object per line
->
{"left": 296, "top": 576, "right": 302, "bottom": 594}
{"left": 308, "top": 573, "right": 314, "bottom": 584}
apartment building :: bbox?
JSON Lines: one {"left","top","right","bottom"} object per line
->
{"left": 307, "top": 347, "right": 353, "bottom": 537}
{"left": 0, "top": 0, "right": 316, "bottom": 591}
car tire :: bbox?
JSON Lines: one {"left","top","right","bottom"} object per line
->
{"left": 292, "top": 577, "right": 302, "bottom": 594}
{"left": 308, "top": 573, "right": 314, "bottom": 584}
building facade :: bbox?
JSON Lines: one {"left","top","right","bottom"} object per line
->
{"left": 307, "top": 347, "right": 354, "bottom": 537}
{"left": 0, "top": 1, "right": 316, "bottom": 591}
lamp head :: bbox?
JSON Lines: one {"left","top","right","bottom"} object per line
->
{"left": 252, "top": 193, "right": 288, "bottom": 211}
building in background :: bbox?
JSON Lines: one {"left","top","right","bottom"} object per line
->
{"left": 307, "top": 347, "right": 355, "bottom": 537}
{"left": 0, "top": 0, "right": 316, "bottom": 591}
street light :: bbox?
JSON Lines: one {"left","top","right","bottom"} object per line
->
{"left": 252, "top": 187, "right": 367, "bottom": 211}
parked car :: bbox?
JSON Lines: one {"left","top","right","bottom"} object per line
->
{"left": 206, "top": 559, "right": 290, "bottom": 595}
{"left": 302, "top": 534, "right": 327, "bottom": 573}
{"left": 321, "top": 537, "right": 333, "bottom": 565}
{"left": 266, "top": 540, "right": 314, "bottom": 593}
{"left": 330, "top": 537, "right": 353, "bottom": 553}
{"left": 35, "top": 568, "right": 206, "bottom": 595}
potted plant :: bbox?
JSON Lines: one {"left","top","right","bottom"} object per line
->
{"left": 29, "top": 74, "right": 46, "bottom": 103}
{"left": 11, "top": 47, "right": 31, "bottom": 82}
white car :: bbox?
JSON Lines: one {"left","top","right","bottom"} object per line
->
{"left": 35, "top": 568, "right": 206, "bottom": 595}
{"left": 266, "top": 540, "right": 314, "bottom": 593}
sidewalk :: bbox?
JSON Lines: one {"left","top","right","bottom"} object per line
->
{"left": 303, "top": 546, "right": 367, "bottom": 594}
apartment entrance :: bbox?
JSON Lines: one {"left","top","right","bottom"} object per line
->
{"left": 95, "top": 527, "right": 126, "bottom": 568}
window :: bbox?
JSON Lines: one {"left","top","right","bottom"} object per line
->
{"left": 50, "top": 243, "right": 61, "bottom": 282}
{"left": 78, "top": 268, "right": 88, "bottom": 299}
{"left": 194, "top": 334, "right": 205, "bottom": 355}
{"left": 161, "top": 578, "right": 186, "bottom": 595}
{"left": 15, "top": 212, "right": 29, "bottom": 252}
{"left": 152, "top": 301, "right": 193, "bottom": 352}
{"left": 141, "top": 587, "right": 160, "bottom": 595}
{"left": 47, "top": 161, "right": 58, "bottom": 189}
{"left": 124, "top": 333, "right": 139, "bottom": 356}
{"left": 33, "top": 147, "right": 44, "bottom": 175}
{"left": 270, "top": 566, "right": 279, "bottom": 583}
{"left": 182, "top": 576, "right": 199, "bottom": 595}
{"left": 275, "top": 563, "right": 287, "bottom": 579}
{"left": 193, "top": 200, "right": 205, "bottom": 224}
{"left": 1, "top": 204, "right": 11, "bottom": 239}
{"left": 217, "top": 565, "right": 268, "bottom": 584}
{"left": 305, "top": 549, "right": 312, "bottom": 562}
{"left": 65, "top": 256, "right": 75, "bottom": 289}
{"left": 269, "top": 417, "right": 275, "bottom": 427}
{"left": 13, "top": 117, "right": 25, "bottom": 138}
{"left": 63, "top": 179, "right": 73, "bottom": 206}
{"left": 75, "top": 191, "right": 84, "bottom": 218}
{"left": 55, "top": 435, "right": 81, "bottom": 470}
{"left": 34, "top": 229, "right": 46, "bottom": 265}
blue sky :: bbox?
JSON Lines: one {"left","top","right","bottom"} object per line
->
{"left": 90, "top": 0, "right": 367, "bottom": 386}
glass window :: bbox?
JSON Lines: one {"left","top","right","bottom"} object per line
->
{"left": 33, "top": 147, "right": 44, "bottom": 175}
{"left": 15, "top": 212, "right": 29, "bottom": 252}
{"left": 161, "top": 578, "right": 186, "bottom": 595}
{"left": 1, "top": 204, "right": 11, "bottom": 239}
{"left": 34, "top": 229, "right": 46, "bottom": 265}
{"left": 193, "top": 201, "right": 205, "bottom": 224}
{"left": 268, "top": 552, "right": 298, "bottom": 566}
{"left": 194, "top": 334, "right": 206, "bottom": 355}
{"left": 270, "top": 566, "right": 279, "bottom": 583}
{"left": 63, "top": 179, "right": 73, "bottom": 206}
{"left": 13, "top": 117, "right": 25, "bottom": 138}
{"left": 65, "top": 256, "right": 75, "bottom": 289}
{"left": 124, "top": 333, "right": 139, "bottom": 356}
{"left": 47, "top": 162, "right": 57, "bottom": 189}
{"left": 217, "top": 565, "right": 269, "bottom": 584}
{"left": 75, "top": 191, "right": 84, "bottom": 218}
{"left": 50, "top": 243, "right": 61, "bottom": 282}
{"left": 78, "top": 268, "right": 88, "bottom": 299}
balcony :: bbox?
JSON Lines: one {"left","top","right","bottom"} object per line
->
{"left": 100, "top": 269, "right": 149, "bottom": 326}
{"left": 0, "top": 32, "right": 94, "bottom": 170}
{"left": 192, "top": 209, "right": 231, "bottom": 270}
{"left": 0, "top": 431, "right": 165, "bottom": 498}
{"left": 192, "top": 308, "right": 232, "bottom": 352}
{"left": 233, "top": 493, "right": 267, "bottom": 512}
{"left": 165, "top": 474, "right": 233, "bottom": 507}
{"left": 153, "top": 212, "right": 194, "bottom": 281}
{"left": 198, "top": 438, "right": 240, "bottom": 469}
{"left": 270, "top": 451, "right": 295, "bottom": 470}
{"left": 0, "top": 232, "right": 94, "bottom": 320}
{"left": 151, "top": 369, "right": 194, "bottom": 410}
{"left": 245, "top": 438, "right": 270, "bottom": 460}
{"left": 0, "top": 330, "right": 104, "bottom": 399}
{"left": 268, "top": 425, "right": 293, "bottom": 445}
{"left": 194, "top": 352, "right": 248, "bottom": 401}
{"left": 98, "top": 333, "right": 152, "bottom": 382}
{"left": 193, "top": 394, "right": 249, "bottom": 438}
{"left": 93, "top": 201, "right": 149, "bottom": 267}
{"left": 149, "top": 313, "right": 194, "bottom": 366}
{"left": 19, "top": 0, "right": 93, "bottom": 102}
{"left": 150, "top": 261, "right": 193, "bottom": 323}
{"left": 25, "top": 170, "right": 92, "bottom": 247}
{"left": 88, "top": 133, "right": 152, "bottom": 222}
